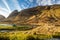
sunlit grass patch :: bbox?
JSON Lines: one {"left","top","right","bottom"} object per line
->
{"left": 0, "top": 31, "right": 53, "bottom": 40}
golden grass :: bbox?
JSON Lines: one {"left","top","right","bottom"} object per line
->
{"left": 0, "top": 31, "right": 53, "bottom": 40}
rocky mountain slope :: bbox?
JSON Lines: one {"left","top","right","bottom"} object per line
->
{"left": 14, "top": 5, "right": 60, "bottom": 25}
{"left": 1, "top": 5, "right": 60, "bottom": 25}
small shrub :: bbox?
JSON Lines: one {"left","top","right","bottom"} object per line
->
{"left": 13, "top": 24, "right": 17, "bottom": 27}
{"left": 33, "top": 32, "right": 37, "bottom": 35}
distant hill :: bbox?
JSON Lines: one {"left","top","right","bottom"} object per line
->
{"left": 0, "top": 15, "right": 5, "bottom": 22}
{"left": 0, "top": 10, "right": 19, "bottom": 24}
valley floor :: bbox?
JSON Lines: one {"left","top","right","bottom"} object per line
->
{"left": 0, "top": 24, "right": 60, "bottom": 40}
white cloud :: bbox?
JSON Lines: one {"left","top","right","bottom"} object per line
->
{"left": 56, "top": 0, "right": 60, "bottom": 4}
{"left": 0, "top": 0, "right": 60, "bottom": 18}
{"left": 47, "top": 0, "right": 52, "bottom": 5}
{"left": 29, "top": 0, "right": 33, "bottom": 3}
{"left": 25, "top": 0, "right": 31, "bottom": 5}
{"left": 41, "top": 0, "right": 48, "bottom": 5}
{"left": 0, "top": 7, "right": 8, "bottom": 12}
{"left": 12, "top": 0, "right": 21, "bottom": 11}
{"left": 21, "top": 4, "right": 26, "bottom": 9}
{"left": 0, "top": 10, "right": 9, "bottom": 18}
{"left": 50, "top": 0, "right": 55, "bottom": 4}
{"left": 2, "top": 0, "right": 11, "bottom": 13}
{"left": 36, "top": 0, "right": 41, "bottom": 5}
{"left": 36, "top": 0, "right": 53, "bottom": 6}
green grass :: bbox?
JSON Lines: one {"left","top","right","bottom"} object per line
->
{"left": 0, "top": 25, "right": 32, "bottom": 30}
{"left": 0, "top": 25, "right": 14, "bottom": 29}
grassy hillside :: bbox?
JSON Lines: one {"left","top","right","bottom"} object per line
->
{"left": 13, "top": 5, "right": 60, "bottom": 25}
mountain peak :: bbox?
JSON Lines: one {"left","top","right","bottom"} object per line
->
{"left": 7, "top": 10, "right": 19, "bottom": 20}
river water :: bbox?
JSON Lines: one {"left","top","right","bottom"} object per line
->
{"left": 47, "top": 38, "right": 60, "bottom": 40}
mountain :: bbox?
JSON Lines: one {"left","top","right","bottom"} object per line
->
{"left": 1, "top": 4, "right": 60, "bottom": 25}
{"left": 0, "top": 15, "right": 5, "bottom": 22}
{"left": 14, "top": 4, "right": 60, "bottom": 25}
{"left": 7, "top": 10, "right": 19, "bottom": 20}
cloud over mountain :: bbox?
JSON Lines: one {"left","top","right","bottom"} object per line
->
{"left": 0, "top": 0, "right": 60, "bottom": 17}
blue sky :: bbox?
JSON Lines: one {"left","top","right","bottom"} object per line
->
{"left": 0, "top": 0, "right": 60, "bottom": 17}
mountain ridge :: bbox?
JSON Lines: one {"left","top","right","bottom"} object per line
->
{"left": 14, "top": 4, "right": 60, "bottom": 25}
{"left": 0, "top": 4, "right": 60, "bottom": 25}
